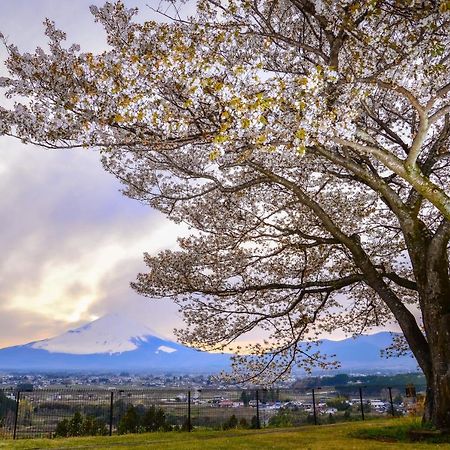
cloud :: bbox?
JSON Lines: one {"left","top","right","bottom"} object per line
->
{"left": 0, "top": 1, "right": 201, "bottom": 348}
{"left": 0, "top": 309, "right": 72, "bottom": 347}
{"left": 87, "top": 256, "right": 184, "bottom": 340}
{"left": 0, "top": 135, "right": 186, "bottom": 347}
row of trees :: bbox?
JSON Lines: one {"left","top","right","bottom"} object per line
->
{"left": 222, "top": 414, "right": 259, "bottom": 430}
{"left": 1, "top": 0, "right": 449, "bottom": 429}
{"left": 55, "top": 412, "right": 108, "bottom": 438}
{"left": 117, "top": 404, "right": 178, "bottom": 434}
{"left": 293, "top": 373, "right": 426, "bottom": 389}
{"left": 55, "top": 404, "right": 175, "bottom": 437}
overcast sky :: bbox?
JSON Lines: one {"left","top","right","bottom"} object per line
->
{"left": 0, "top": 0, "right": 198, "bottom": 348}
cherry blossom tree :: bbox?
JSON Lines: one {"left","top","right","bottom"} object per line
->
{"left": 1, "top": 0, "right": 450, "bottom": 429}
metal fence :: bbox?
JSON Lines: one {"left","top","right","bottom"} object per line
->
{"left": 0, "top": 384, "right": 426, "bottom": 440}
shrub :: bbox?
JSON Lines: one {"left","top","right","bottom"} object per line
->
{"left": 118, "top": 404, "right": 173, "bottom": 434}
{"left": 250, "top": 415, "right": 260, "bottom": 429}
{"left": 55, "top": 412, "right": 107, "bottom": 437}
{"left": 118, "top": 405, "right": 140, "bottom": 434}
{"left": 239, "top": 417, "right": 249, "bottom": 429}
{"left": 223, "top": 414, "right": 238, "bottom": 430}
{"left": 0, "top": 391, "right": 15, "bottom": 417}
{"left": 269, "top": 411, "right": 293, "bottom": 428}
{"left": 142, "top": 405, "right": 169, "bottom": 432}
{"left": 180, "top": 416, "right": 191, "bottom": 432}
{"left": 326, "top": 396, "right": 351, "bottom": 411}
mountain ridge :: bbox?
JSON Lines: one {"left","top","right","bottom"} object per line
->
{"left": 0, "top": 315, "right": 418, "bottom": 373}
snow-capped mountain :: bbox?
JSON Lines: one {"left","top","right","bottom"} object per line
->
{"left": 31, "top": 314, "right": 166, "bottom": 355}
{"left": 0, "top": 314, "right": 231, "bottom": 373}
{"left": 0, "top": 314, "right": 418, "bottom": 373}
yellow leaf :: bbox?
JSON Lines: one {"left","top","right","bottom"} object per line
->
{"left": 295, "top": 128, "right": 306, "bottom": 140}
{"left": 255, "top": 134, "right": 267, "bottom": 144}
{"left": 219, "top": 122, "right": 231, "bottom": 133}
{"left": 213, "top": 134, "right": 228, "bottom": 144}
{"left": 209, "top": 149, "right": 221, "bottom": 160}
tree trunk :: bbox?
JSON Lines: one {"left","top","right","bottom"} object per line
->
{"left": 421, "top": 233, "right": 450, "bottom": 431}
{"left": 399, "top": 219, "right": 450, "bottom": 431}
{"left": 422, "top": 312, "right": 450, "bottom": 431}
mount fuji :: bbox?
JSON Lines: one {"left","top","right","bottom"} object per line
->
{"left": 0, "top": 314, "right": 231, "bottom": 373}
{"left": 0, "top": 314, "right": 418, "bottom": 373}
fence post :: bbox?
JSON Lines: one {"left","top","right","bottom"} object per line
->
{"left": 13, "top": 390, "right": 20, "bottom": 440}
{"left": 187, "top": 390, "right": 191, "bottom": 432}
{"left": 359, "top": 387, "right": 365, "bottom": 421}
{"left": 312, "top": 388, "right": 317, "bottom": 425}
{"left": 256, "top": 389, "right": 261, "bottom": 429}
{"left": 388, "top": 387, "right": 395, "bottom": 416}
{"left": 109, "top": 391, "right": 114, "bottom": 436}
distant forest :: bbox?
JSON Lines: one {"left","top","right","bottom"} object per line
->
{"left": 293, "top": 373, "right": 425, "bottom": 389}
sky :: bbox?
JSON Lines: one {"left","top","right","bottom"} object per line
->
{"left": 0, "top": 1, "right": 401, "bottom": 350}
{"left": 0, "top": 0, "right": 198, "bottom": 348}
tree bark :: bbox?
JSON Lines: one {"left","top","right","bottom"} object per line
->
{"left": 412, "top": 222, "right": 450, "bottom": 431}
{"left": 421, "top": 275, "right": 450, "bottom": 430}
{"left": 422, "top": 312, "right": 450, "bottom": 430}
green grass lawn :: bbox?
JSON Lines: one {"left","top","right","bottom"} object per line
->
{"left": 1, "top": 418, "right": 449, "bottom": 450}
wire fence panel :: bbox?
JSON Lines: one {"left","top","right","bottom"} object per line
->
{"left": 192, "top": 389, "right": 259, "bottom": 430}
{"left": 15, "top": 389, "right": 112, "bottom": 439}
{"left": 112, "top": 389, "right": 190, "bottom": 433}
{"left": 0, "top": 384, "right": 427, "bottom": 440}
{"left": 0, "top": 388, "right": 16, "bottom": 439}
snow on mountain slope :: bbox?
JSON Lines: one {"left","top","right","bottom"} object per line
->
{"left": 156, "top": 345, "right": 177, "bottom": 354}
{"left": 31, "top": 313, "right": 164, "bottom": 355}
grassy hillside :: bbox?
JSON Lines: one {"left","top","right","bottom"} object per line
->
{"left": 0, "top": 417, "right": 449, "bottom": 449}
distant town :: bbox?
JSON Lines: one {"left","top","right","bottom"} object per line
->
{"left": 0, "top": 371, "right": 289, "bottom": 390}
{"left": 0, "top": 370, "right": 425, "bottom": 391}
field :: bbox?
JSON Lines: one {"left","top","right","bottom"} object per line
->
{"left": 1, "top": 417, "right": 449, "bottom": 449}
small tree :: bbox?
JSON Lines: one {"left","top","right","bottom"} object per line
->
{"left": 268, "top": 410, "right": 293, "bottom": 428}
{"left": 0, "top": 391, "right": 16, "bottom": 419}
{"left": 141, "top": 405, "right": 168, "bottom": 432}
{"left": 326, "top": 397, "right": 351, "bottom": 411}
{"left": 223, "top": 414, "right": 239, "bottom": 430}
{"left": 118, "top": 405, "right": 140, "bottom": 435}
{"left": 240, "top": 391, "right": 250, "bottom": 407}
{"left": 18, "top": 399, "right": 33, "bottom": 427}
{"left": 81, "top": 415, "right": 108, "bottom": 436}
{"left": 54, "top": 418, "right": 70, "bottom": 438}
{"left": 239, "top": 417, "right": 249, "bottom": 429}
{"left": 250, "top": 415, "right": 260, "bottom": 429}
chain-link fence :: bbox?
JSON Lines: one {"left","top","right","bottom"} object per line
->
{"left": 0, "top": 384, "right": 426, "bottom": 439}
